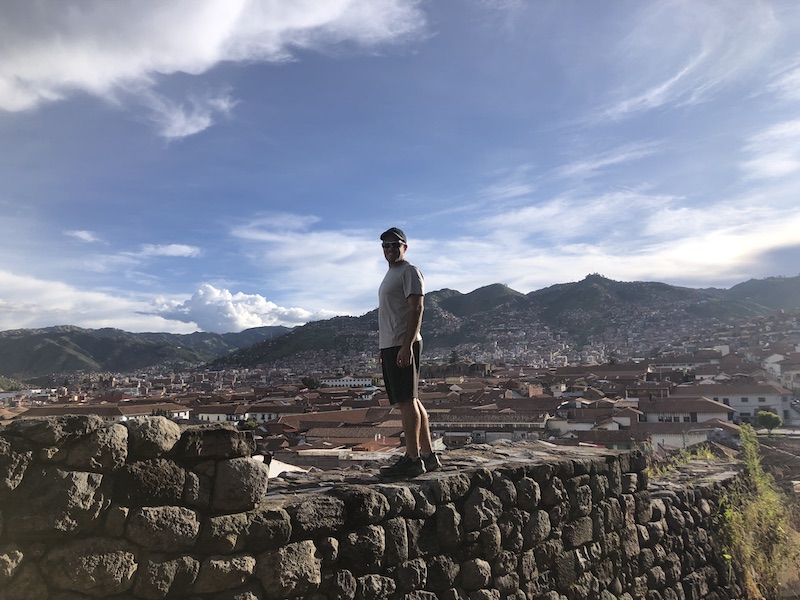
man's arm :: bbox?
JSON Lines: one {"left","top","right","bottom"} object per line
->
{"left": 397, "top": 294, "right": 424, "bottom": 367}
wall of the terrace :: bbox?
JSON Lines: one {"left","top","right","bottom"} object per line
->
{"left": 0, "top": 416, "right": 744, "bottom": 599}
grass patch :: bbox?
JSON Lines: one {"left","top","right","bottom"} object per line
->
{"left": 721, "top": 424, "right": 800, "bottom": 599}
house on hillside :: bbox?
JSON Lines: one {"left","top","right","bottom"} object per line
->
{"left": 670, "top": 383, "right": 793, "bottom": 423}
{"left": 194, "top": 403, "right": 250, "bottom": 423}
{"left": 635, "top": 397, "right": 734, "bottom": 424}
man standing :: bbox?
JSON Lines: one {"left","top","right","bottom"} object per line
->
{"left": 377, "top": 227, "right": 440, "bottom": 477}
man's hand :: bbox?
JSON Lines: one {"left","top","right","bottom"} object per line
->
{"left": 397, "top": 345, "right": 413, "bottom": 367}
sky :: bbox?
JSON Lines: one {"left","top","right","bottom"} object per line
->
{"left": 2, "top": 0, "right": 800, "bottom": 334}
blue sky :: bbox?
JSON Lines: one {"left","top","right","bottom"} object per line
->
{"left": 2, "top": 0, "right": 800, "bottom": 334}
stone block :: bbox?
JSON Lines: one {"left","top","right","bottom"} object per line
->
{"left": 175, "top": 426, "right": 255, "bottom": 461}
{"left": 356, "top": 574, "right": 396, "bottom": 600}
{"left": 212, "top": 457, "right": 269, "bottom": 513}
{"left": 256, "top": 540, "right": 321, "bottom": 599}
{"left": 395, "top": 558, "right": 427, "bottom": 592}
{"left": 463, "top": 487, "right": 503, "bottom": 532}
{"left": 286, "top": 494, "right": 345, "bottom": 539}
{"left": 522, "top": 509, "right": 551, "bottom": 548}
{"left": 515, "top": 477, "right": 541, "bottom": 511}
{"left": 0, "top": 437, "right": 32, "bottom": 496}
{"left": 3, "top": 415, "right": 103, "bottom": 446}
{"left": 590, "top": 474, "right": 609, "bottom": 503}
{"left": 375, "top": 483, "right": 416, "bottom": 517}
{"left": 540, "top": 477, "right": 566, "bottom": 507}
{"left": 436, "top": 502, "right": 463, "bottom": 550}
{"left": 460, "top": 558, "right": 491, "bottom": 591}
{"left": 563, "top": 516, "right": 593, "bottom": 549}
{"left": 339, "top": 525, "right": 385, "bottom": 575}
{"left": 0, "top": 545, "right": 24, "bottom": 588}
{"left": 426, "top": 472, "right": 471, "bottom": 504}
{"left": 199, "top": 512, "right": 250, "bottom": 554}
{"left": 383, "top": 517, "right": 409, "bottom": 566}
{"left": 411, "top": 486, "right": 438, "bottom": 518}
{"left": 0, "top": 561, "right": 48, "bottom": 600}
{"left": 127, "top": 506, "right": 200, "bottom": 551}
{"left": 115, "top": 458, "right": 186, "bottom": 506}
{"left": 126, "top": 417, "right": 181, "bottom": 459}
{"left": 406, "top": 518, "right": 440, "bottom": 558}
{"left": 332, "top": 485, "right": 389, "bottom": 524}
{"left": 497, "top": 507, "right": 524, "bottom": 552}
{"left": 194, "top": 554, "right": 256, "bottom": 594}
{"left": 184, "top": 469, "right": 212, "bottom": 509}
{"left": 63, "top": 423, "right": 127, "bottom": 472}
{"left": 41, "top": 538, "right": 138, "bottom": 597}
{"left": 6, "top": 467, "right": 109, "bottom": 540}
{"left": 426, "top": 555, "right": 460, "bottom": 592}
{"left": 133, "top": 554, "right": 199, "bottom": 599}
{"left": 306, "top": 534, "right": 332, "bottom": 565}
{"left": 491, "top": 473, "right": 517, "bottom": 507}
{"left": 493, "top": 550, "right": 517, "bottom": 576}
{"left": 324, "top": 569, "right": 356, "bottom": 600}
{"left": 244, "top": 504, "right": 291, "bottom": 552}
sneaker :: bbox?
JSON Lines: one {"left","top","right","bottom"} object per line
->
{"left": 423, "top": 452, "right": 442, "bottom": 472}
{"left": 380, "top": 454, "right": 426, "bottom": 478}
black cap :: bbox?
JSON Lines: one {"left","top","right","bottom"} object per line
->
{"left": 380, "top": 227, "right": 407, "bottom": 243}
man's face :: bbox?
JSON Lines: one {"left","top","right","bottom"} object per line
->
{"left": 381, "top": 235, "right": 407, "bottom": 265}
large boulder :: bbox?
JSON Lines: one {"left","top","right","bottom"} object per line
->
{"left": 212, "top": 458, "right": 269, "bottom": 513}
{"left": 6, "top": 467, "right": 109, "bottom": 540}
{"left": 64, "top": 423, "right": 128, "bottom": 472}
{"left": 126, "top": 417, "right": 181, "bottom": 459}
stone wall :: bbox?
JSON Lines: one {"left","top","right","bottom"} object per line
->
{"left": 0, "top": 416, "right": 744, "bottom": 599}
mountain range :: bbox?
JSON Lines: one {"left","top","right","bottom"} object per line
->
{"left": 2, "top": 274, "right": 799, "bottom": 383}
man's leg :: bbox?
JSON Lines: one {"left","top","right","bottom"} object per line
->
{"left": 415, "top": 398, "right": 433, "bottom": 455}
{"left": 398, "top": 399, "right": 422, "bottom": 457}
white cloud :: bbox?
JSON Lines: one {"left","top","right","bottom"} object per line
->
{"left": 231, "top": 215, "right": 385, "bottom": 313}
{"left": 151, "top": 284, "right": 337, "bottom": 332}
{"left": 0, "top": 270, "right": 195, "bottom": 333}
{"left": 555, "top": 143, "right": 660, "bottom": 180}
{"left": 766, "top": 59, "right": 800, "bottom": 101}
{"left": 0, "top": 0, "right": 426, "bottom": 138}
{"left": 137, "top": 244, "right": 202, "bottom": 258}
{"left": 64, "top": 230, "right": 102, "bottom": 243}
{"left": 740, "top": 118, "right": 800, "bottom": 180}
{"left": 139, "top": 89, "right": 237, "bottom": 140}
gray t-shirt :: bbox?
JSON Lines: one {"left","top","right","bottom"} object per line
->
{"left": 378, "top": 261, "right": 425, "bottom": 349}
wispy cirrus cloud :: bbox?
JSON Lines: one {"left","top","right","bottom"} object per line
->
{"left": 595, "top": 1, "right": 781, "bottom": 121}
{"left": 555, "top": 142, "right": 661, "bottom": 180}
{"left": 740, "top": 119, "right": 800, "bottom": 180}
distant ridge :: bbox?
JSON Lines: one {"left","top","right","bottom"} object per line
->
{"left": 0, "top": 326, "right": 290, "bottom": 380}
{"left": 215, "top": 274, "right": 800, "bottom": 369}
{"left": 2, "top": 274, "right": 799, "bottom": 381}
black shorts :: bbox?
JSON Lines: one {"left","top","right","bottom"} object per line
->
{"left": 380, "top": 341, "right": 422, "bottom": 405}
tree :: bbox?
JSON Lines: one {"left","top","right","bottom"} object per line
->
{"left": 301, "top": 377, "right": 320, "bottom": 390}
{"left": 151, "top": 408, "right": 174, "bottom": 419}
{"left": 755, "top": 410, "right": 782, "bottom": 437}
{"left": 449, "top": 350, "right": 460, "bottom": 365}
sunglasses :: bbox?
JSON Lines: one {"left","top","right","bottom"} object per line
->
{"left": 381, "top": 242, "right": 404, "bottom": 249}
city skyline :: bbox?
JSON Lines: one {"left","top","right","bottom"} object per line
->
{"left": 2, "top": 1, "right": 800, "bottom": 333}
